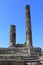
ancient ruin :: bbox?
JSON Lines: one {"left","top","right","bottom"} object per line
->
{"left": 0, "top": 5, "right": 43, "bottom": 65}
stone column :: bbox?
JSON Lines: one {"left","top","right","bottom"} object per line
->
{"left": 10, "top": 25, "right": 16, "bottom": 47}
{"left": 26, "top": 5, "right": 32, "bottom": 47}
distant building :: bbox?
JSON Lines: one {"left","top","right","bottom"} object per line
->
{"left": 0, "top": 5, "right": 43, "bottom": 65}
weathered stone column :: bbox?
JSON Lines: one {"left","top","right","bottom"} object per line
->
{"left": 10, "top": 25, "right": 16, "bottom": 47}
{"left": 26, "top": 5, "right": 32, "bottom": 47}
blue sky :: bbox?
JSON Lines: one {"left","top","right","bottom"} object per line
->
{"left": 0, "top": 0, "right": 43, "bottom": 50}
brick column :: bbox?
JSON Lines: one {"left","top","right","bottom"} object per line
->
{"left": 10, "top": 25, "right": 16, "bottom": 47}
{"left": 26, "top": 5, "right": 32, "bottom": 47}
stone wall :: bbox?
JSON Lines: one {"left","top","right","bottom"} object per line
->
{"left": 0, "top": 61, "right": 25, "bottom": 65}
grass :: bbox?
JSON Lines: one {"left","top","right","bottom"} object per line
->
{"left": 0, "top": 54, "right": 18, "bottom": 56}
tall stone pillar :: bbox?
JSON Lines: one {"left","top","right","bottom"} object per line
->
{"left": 10, "top": 25, "right": 16, "bottom": 47}
{"left": 26, "top": 5, "right": 32, "bottom": 47}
